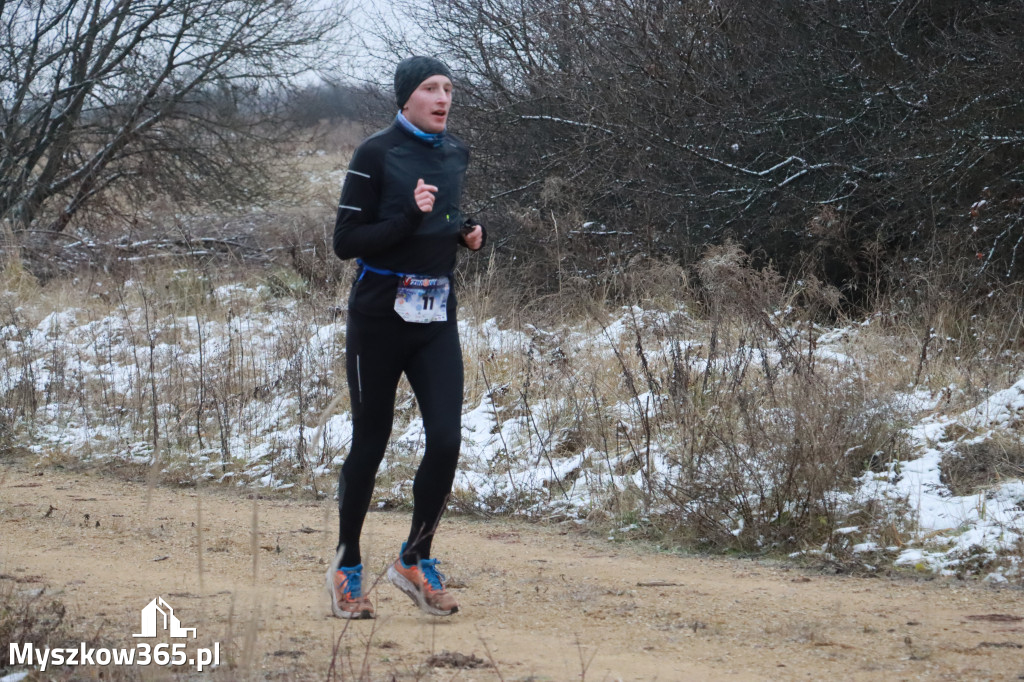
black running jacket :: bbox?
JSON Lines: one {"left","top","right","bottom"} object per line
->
{"left": 333, "top": 122, "right": 483, "bottom": 317}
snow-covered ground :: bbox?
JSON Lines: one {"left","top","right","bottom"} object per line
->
{"left": 856, "top": 379, "right": 1024, "bottom": 581}
{"left": 2, "top": 283, "right": 1021, "bottom": 576}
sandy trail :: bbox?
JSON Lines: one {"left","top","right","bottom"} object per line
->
{"left": 1, "top": 462, "right": 1023, "bottom": 681}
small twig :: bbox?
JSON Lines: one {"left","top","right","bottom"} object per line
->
{"left": 519, "top": 390, "right": 569, "bottom": 500}
{"left": 479, "top": 361, "right": 519, "bottom": 499}
{"left": 914, "top": 326, "right": 934, "bottom": 387}
{"left": 575, "top": 635, "right": 597, "bottom": 682}
{"left": 475, "top": 626, "right": 506, "bottom": 682}
{"left": 637, "top": 580, "right": 682, "bottom": 587}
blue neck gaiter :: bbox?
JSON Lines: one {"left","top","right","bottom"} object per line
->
{"left": 395, "top": 111, "right": 446, "bottom": 148}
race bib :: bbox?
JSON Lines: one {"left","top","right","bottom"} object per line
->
{"left": 394, "top": 276, "right": 449, "bottom": 323}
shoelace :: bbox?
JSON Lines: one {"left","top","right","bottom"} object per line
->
{"left": 340, "top": 565, "right": 362, "bottom": 597}
{"left": 419, "top": 559, "right": 446, "bottom": 591}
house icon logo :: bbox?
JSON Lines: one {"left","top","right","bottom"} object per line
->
{"left": 133, "top": 597, "right": 197, "bottom": 639}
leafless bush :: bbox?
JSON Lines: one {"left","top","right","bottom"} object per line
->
{"left": 454, "top": 245, "right": 909, "bottom": 551}
{"left": 0, "top": 257, "right": 351, "bottom": 494}
{"left": 602, "top": 249, "right": 903, "bottom": 550}
{"left": 362, "top": 0, "right": 1023, "bottom": 302}
{"left": 669, "top": 365, "right": 903, "bottom": 549}
{"left": 0, "top": 578, "right": 160, "bottom": 679}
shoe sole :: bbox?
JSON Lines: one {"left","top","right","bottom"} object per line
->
{"left": 324, "top": 564, "right": 373, "bottom": 619}
{"left": 386, "top": 564, "right": 458, "bottom": 616}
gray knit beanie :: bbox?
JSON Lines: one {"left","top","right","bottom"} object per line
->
{"left": 394, "top": 56, "right": 453, "bottom": 109}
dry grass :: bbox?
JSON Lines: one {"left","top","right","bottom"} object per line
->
{"left": 453, "top": 246, "right": 924, "bottom": 550}
{"left": 0, "top": 577, "right": 144, "bottom": 680}
{"left": 3, "top": 157, "right": 1024, "bottom": 567}
{"left": 3, "top": 237, "right": 1017, "bottom": 558}
{"left": 0, "top": 579, "right": 68, "bottom": 667}
{"left": 941, "top": 434, "right": 1024, "bottom": 497}
{"left": 0, "top": 258, "right": 349, "bottom": 496}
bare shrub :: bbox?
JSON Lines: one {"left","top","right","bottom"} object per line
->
{"left": 362, "top": 0, "right": 1023, "bottom": 303}
{"left": 669, "top": 367, "right": 906, "bottom": 550}
{"left": 453, "top": 244, "right": 908, "bottom": 551}
{"left": 0, "top": 578, "right": 152, "bottom": 679}
{"left": 616, "top": 249, "right": 902, "bottom": 549}
{"left": 0, "top": 255, "right": 352, "bottom": 495}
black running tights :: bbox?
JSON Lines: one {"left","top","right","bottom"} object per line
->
{"left": 336, "top": 309, "right": 463, "bottom": 568}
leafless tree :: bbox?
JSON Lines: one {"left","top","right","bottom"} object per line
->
{"left": 0, "top": 0, "right": 349, "bottom": 234}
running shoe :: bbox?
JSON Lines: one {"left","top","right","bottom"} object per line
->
{"left": 386, "top": 544, "right": 459, "bottom": 616}
{"left": 326, "top": 563, "right": 374, "bottom": 619}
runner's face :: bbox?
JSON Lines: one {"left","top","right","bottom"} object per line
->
{"left": 402, "top": 75, "right": 452, "bottom": 133}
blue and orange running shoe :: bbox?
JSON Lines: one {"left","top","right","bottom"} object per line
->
{"left": 326, "top": 563, "right": 374, "bottom": 619}
{"left": 386, "top": 544, "right": 459, "bottom": 616}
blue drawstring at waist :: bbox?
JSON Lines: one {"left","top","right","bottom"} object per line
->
{"left": 356, "top": 259, "right": 416, "bottom": 281}
{"left": 356, "top": 259, "right": 451, "bottom": 282}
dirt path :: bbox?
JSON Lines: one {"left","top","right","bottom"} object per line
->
{"left": 2, "top": 464, "right": 1023, "bottom": 681}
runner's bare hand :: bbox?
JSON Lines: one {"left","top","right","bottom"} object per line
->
{"left": 463, "top": 224, "right": 483, "bottom": 250}
{"left": 414, "top": 178, "right": 438, "bottom": 213}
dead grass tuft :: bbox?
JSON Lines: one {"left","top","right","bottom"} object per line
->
{"left": 940, "top": 434, "right": 1024, "bottom": 497}
{"left": 0, "top": 581, "right": 67, "bottom": 667}
{"left": 0, "top": 578, "right": 141, "bottom": 679}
